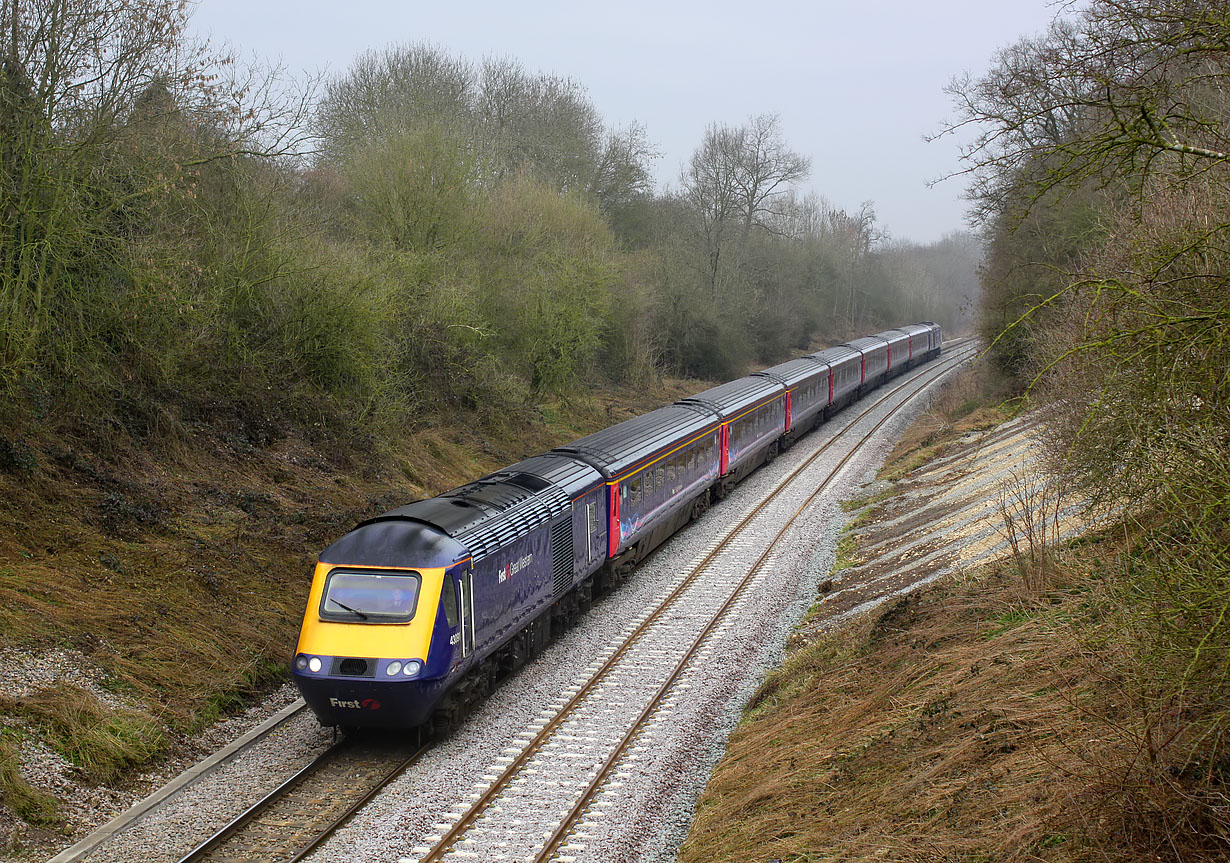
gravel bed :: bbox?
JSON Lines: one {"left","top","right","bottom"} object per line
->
{"left": 564, "top": 365, "right": 955, "bottom": 863}
{"left": 79, "top": 695, "right": 330, "bottom": 863}
{"left": 1, "top": 683, "right": 309, "bottom": 863}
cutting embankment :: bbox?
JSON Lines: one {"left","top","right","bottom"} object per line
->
{"left": 681, "top": 366, "right": 1229, "bottom": 863}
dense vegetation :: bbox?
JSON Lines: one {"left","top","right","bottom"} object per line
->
{"left": 0, "top": 0, "right": 971, "bottom": 453}
{"left": 942, "top": 0, "right": 1229, "bottom": 854}
{"left": 684, "top": 4, "right": 1227, "bottom": 861}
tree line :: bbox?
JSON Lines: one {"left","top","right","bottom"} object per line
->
{"left": 0, "top": 0, "right": 972, "bottom": 446}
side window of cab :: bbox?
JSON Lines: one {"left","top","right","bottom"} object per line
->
{"left": 442, "top": 577, "right": 459, "bottom": 627}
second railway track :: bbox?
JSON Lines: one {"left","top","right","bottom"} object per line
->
{"left": 176, "top": 734, "right": 426, "bottom": 863}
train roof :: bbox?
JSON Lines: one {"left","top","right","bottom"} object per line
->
{"left": 553, "top": 403, "right": 718, "bottom": 479}
{"left": 318, "top": 517, "right": 468, "bottom": 569}
{"left": 677, "top": 375, "right": 782, "bottom": 418}
{"left": 752, "top": 356, "right": 829, "bottom": 388}
{"left": 808, "top": 345, "right": 860, "bottom": 366}
{"left": 488, "top": 452, "right": 604, "bottom": 499}
{"left": 874, "top": 329, "right": 910, "bottom": 347}
{"left": 843, "top": 336, "right": 889, "bottom": 355}
{"left": 898, "top": 323, "right": 930, "bottom": 337}
{"left": 323, "top": 468, "right": 574, "bottom": 566}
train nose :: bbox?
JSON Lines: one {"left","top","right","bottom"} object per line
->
{"left": 292, "top": 669, "right": 447, "bottom": 728}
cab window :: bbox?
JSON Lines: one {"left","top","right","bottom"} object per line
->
{"left": 319, "top": 569, "right": 420, "bottom": 623}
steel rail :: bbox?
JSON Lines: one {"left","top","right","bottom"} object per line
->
{"left": 420, "top": 342, "right": 975, "bottom": 862}
{"left": 46, "top": 701, "right": 312, "bottom": 863}
{"left": 146, "top": 342, "right": 971, "bottom": 863}
{"left": 283, "top": 741, "right": 428, "bottom": 863}
{"left": 534, "top": 343, "right": 978, "bottom": 861}
{"left": 175, "top": 735, "right": 427, "bottom": 863}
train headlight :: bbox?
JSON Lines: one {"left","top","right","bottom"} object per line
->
{"left": 307, "top": 656, "right": 322, "bottom": 673}
{"left": 294, "top": 654, "right": 308, "bottom": 671}
{"left": 402, "top": 660, "right": 422, "bottom": 677}
{"left": 386, "top": 661, "right": 402, "bottom": 676}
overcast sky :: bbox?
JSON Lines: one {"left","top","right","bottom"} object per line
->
{"left": 188, "top": 0, "right": 1062, "bottom": 245}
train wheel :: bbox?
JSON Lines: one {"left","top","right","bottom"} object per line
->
{"left": 430, "top": 708, "right": 454, "bottom": 738}
{"left": 690, "top": 492, "right": 710, "bottom": 522}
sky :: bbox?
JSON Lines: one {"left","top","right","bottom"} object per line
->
{"left": 188, "top": 0, "right": 1063, "bottom": 245}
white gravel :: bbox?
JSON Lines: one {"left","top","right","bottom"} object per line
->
{"left": 0, "top": 682, "right": 310, "bottom": 863}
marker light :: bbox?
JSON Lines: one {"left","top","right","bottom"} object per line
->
{"left": 386, "top": 661, "right": 403, "bottom": 676}
{"left": 294, "top": 654, "right": 307, "bottom": 671}
{"left": 402, "top": 660, "right": 422, "bottom": 677}
{"left": 307, "top": 656, "right": 322, "bottom": 673}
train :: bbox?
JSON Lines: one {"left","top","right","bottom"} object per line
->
{"left": 291, "top": 322, "right": 943, "bottom": 731}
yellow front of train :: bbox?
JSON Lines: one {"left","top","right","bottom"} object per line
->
{"left": 291, "top": 514, "right": 471, "bottom": 728}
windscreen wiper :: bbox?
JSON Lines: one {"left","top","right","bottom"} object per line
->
{"left": 328, "top": 598, "right": 369, "bottom": 620}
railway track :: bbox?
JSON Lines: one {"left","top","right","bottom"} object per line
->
{"left": 410, "top": 342, "right": 977, "bottom": 863}
{"left": 174, "top": 733, "right": 426, "bottom": 863}
{"left": 69, "top": 342, "right": 970, "bottom": 863}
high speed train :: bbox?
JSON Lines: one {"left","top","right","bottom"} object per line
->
{"left": 291, "top": 323, "right": 942, "bottom": 731}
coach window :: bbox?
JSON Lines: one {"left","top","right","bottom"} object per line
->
{"left": 666, "top": 459, "right": 676, "bottom": 482}
{"left": 644, "top": 470, "right": 654, "bottom": 498}
{"left": 630, "top": 477, "right": 642, "bottom": 504}
{"left": 655, "top": 466, "right": 666, "bottom": 488}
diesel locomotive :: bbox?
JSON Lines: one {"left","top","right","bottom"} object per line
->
{"left": 291, "top": 322, "right": 942, "bottom": 731}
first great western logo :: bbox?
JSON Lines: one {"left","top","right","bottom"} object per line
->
{"left": 498, "top": 553, "right": 533, "bottom": 584}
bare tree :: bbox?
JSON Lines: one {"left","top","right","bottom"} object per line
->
{"left": 680, "top": 113, "right": 810, "bottom": 297}
{"left": 312, "top": 42, "right": 475, "bottom": 165}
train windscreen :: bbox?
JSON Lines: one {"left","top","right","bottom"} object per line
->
{"left": 318, "top": 569, "right": 421, "bottom": 623}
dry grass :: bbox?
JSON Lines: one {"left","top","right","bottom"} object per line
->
{"left": 0, "top": 738, "right": 59, "bottom": 828}
{"left": 1, "top": 685, "right": 164, "bottom": 785}
{"left": 681, "top": 357, "right": 1230, "bottom": 863}
{"left": 682, "top": 537, "right": 1230, "bottom": 863}
{"left": 683, "top": 565, "right": 1097, "bottom": 863}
